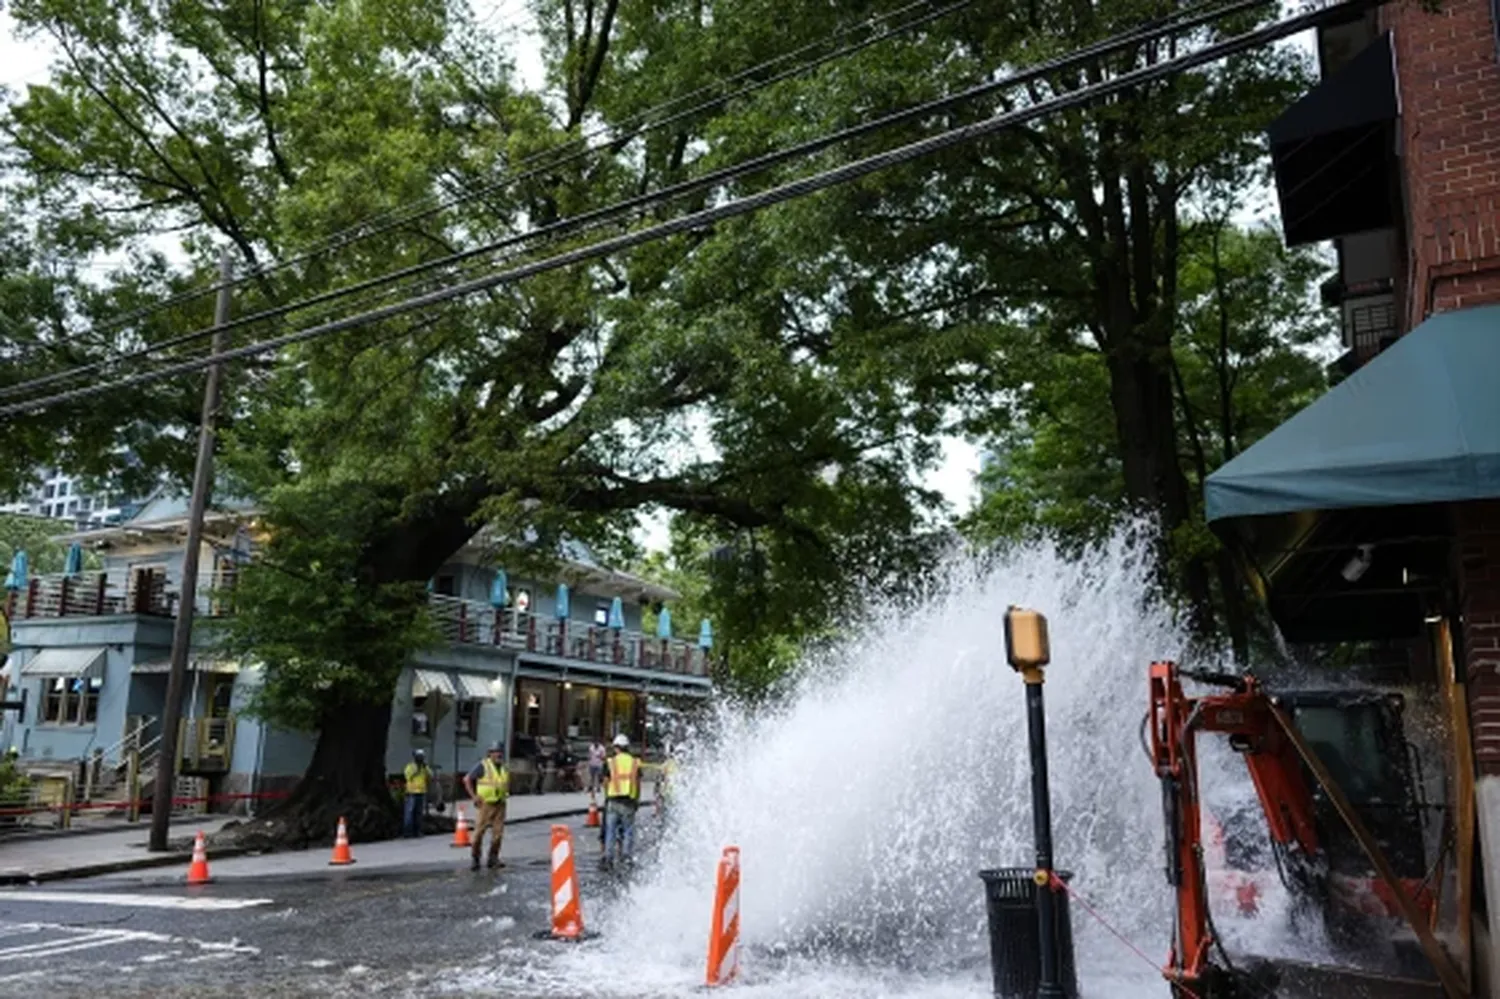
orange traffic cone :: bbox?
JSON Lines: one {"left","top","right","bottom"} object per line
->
{"left": 451, "top": 803, "right": 472, "bottom": 848}
{"left": 585, "top": 794, "right": 600, "bottom": 828}
{"left": 328, "top": 816, "right": 356, "bottom": 866}
{"left": 549, "top": 823, "right": 583, "bottom": 940}
{"left": 705, "top": 846, "right": 741, "bottom": 986}
{"left": 185, "top": 829, "right": 213, "bottom": 885}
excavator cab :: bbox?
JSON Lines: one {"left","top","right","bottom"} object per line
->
{"left": 1280, "top": 693, "right": 1435, "bottom": 944}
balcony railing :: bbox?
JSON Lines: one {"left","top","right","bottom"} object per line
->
{"left": 5, "top": 567, "right": 237, "bottom": 622}
{"left": 427, "top": 593, "right": 713, "bottom": 679}
{"left": 5, "top": 571, "right": 710, "bottom": 680}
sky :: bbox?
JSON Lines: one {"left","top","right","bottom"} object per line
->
{"left": 0, "top": 5, "right": 1318, "bottom": 548}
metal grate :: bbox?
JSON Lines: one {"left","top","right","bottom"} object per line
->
{"left": 1348, "top": 299, "right": 1398, "bottom": 361}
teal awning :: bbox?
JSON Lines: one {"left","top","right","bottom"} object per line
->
{"left": 1206, "top": 305, "right": 1500, "bottom": 524}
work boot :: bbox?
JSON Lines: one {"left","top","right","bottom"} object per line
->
{"left": 470, "top": 857, "right": 481, "bottom": 872}
{"left": 486, "top": 856, "right": 503, "bottom": 870}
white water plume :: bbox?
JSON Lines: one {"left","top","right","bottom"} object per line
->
{"left": 511, "top": 530, "right": 1350, "bottom": 997}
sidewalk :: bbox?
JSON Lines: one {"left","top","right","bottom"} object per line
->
{"left": 0, "top": 789, "right": 624, "bottom": 885}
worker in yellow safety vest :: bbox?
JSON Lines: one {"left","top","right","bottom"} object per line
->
{"left": 602, "top": 733, "right": 640, "bottom": 870}
{"left": 655, "top": 744, "right": 682, "bottom": 819}
{"left": 402, "top": 749, "right": 433, "bottom": 838}
{"left": 462, "top": 742, "right": 510, "bottom": 871}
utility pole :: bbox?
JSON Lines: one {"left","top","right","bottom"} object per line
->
{"left": 149, "top": 249, "right": 233, "bottom": 852}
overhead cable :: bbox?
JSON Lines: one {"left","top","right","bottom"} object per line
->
{"left": 0, "top": 0, "right": 1370, "bottom": 418}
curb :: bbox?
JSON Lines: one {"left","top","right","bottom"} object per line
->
{"left": 0, "top": 803, "right": 637, "bottom": 885}
{"left": 0, "top": 846, "right": 253, "bottom": 886}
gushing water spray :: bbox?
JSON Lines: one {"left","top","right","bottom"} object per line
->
{"left": 520, "top": 530, "right": 1323, "bottom": 998}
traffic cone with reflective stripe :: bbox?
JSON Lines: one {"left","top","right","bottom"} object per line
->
{"left": 705, "top": 846, "right": 740, "bottom": 986}
{"left": 328, "top": 816, "right": 356, "bottom": 866}
{"left": 585, "top": 792, "right": 600, "bottom": 828}
{"left": 451, "top": 803, "right": 472, "bottom": 848}
{"left": 549, "top": 823, "right": 583, "bottom": 940}
{"left": 185, "top": 829, "right": 213, "bottom": 885}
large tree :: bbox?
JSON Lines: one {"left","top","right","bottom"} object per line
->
{"left": 964, "top": 219, "right": 1335, "bottom": 658}
{"left": 593, "top": 0, "right": 1312, "bottom": 636}
{"left": 2, "top": 0, "right": 952, "bottom": 839}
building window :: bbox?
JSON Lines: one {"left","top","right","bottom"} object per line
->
{"left": 43, "top": 484, "right": 54, "bottom": 499}
{"left": 79, "top": 678, "right": 101, "bottom": 723}
{"left": 514, "top": 588, "right": 532, "bottom": 614}
{"left": 39, "top": 677, "right": 101, "bottom": 725}
{"left": 42, "top": 678, "right": 64, "bottom": 723}
{"left": 594, "top": 602, "right": 609, "bottom": 626}
{"left": 67, "top": 500, "right": 78, "bottom": 515}
{"left": 456, "top": 700, "right": 480, "bottom": 740}
{"left": 59, "top": 481, "right": 70, "bottom": 496}
{"left": 434, "top": 575, "right": 456, "bottom": 596}
{"left": 411, "top": 694, "right": 430, "bottom": 737}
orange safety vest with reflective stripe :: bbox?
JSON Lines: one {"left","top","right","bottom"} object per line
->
{"left": 477, "top": 757, "right": 510, "bottom": 803}
{"left": 606, "top": 752, "right": 639, "bottom": 801}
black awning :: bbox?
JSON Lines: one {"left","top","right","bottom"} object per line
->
{"left": 1269, "top": 33, "right": 1399, "bottom": 247}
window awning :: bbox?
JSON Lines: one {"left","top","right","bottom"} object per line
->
{"left": 22, "top": 647, "right": 107, "bottom": 679}
{"left": 1206, "top": 305, "right": 1500, "bottom": 641}
{"left": 1206, "top": 305, "right": 1500, "bottom": 524}
{"left": 132, "top": 658, "right": 241, "bottom": 675}
{"left": 1269, "top": 32, "right": 1398, "bottom": 246}
{"left": 454, "top": 673, "right": 498, "bottom": 702}
{"left": 412, "top": 669, "right": 456, "bottom": 697}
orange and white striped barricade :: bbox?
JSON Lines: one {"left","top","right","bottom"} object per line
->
{"left": 705, "top": 845, "right": 741, "bottom": 986}
{"left": 549, "top": 823, "right": 584, "bottom": 940}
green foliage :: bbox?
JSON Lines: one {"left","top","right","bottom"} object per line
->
{"left": 0, "top": 514, "right": 99, "bottom": 578}
{"left": 963, "top": 220, "right": 1335, "bottom": 650}
{"left": 0, "top": 0, "right": 1333, "bottom": 727}
{"left": 0, "top": 753, "right": 30, "bottom": 803}
{"left": 211, "top": 486, "right": 441, "bottom": 731}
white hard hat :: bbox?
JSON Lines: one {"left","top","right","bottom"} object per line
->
{"left": 613, "top": 734, "right": 629, "bottom": 748}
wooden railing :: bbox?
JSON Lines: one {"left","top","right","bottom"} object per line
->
{"left": 5, "top": 567, "right": 237, "bottom": 621}
{"left": 427, "top": 594, "right": 713, "bottom": 678}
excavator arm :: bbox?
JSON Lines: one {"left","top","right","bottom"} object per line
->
{"left": 1147, "top": 661, "right": 1321, "bottom": 996}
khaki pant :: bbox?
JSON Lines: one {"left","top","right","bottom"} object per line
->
{"left": 473, "top": 799, "right": 506, "bottom": 864}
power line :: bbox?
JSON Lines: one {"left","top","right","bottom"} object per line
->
{"left": 5, "top": 0, "right": 971, "bottom": 367}
{"left": 0, "top": 0, "right": 1367, "bottom": 418}
{"left": 0, "top": 0, "right": 1267, "bottom": 401}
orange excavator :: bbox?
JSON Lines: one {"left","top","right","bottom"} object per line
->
{"left": 1146, "top": 660, "right": 1455, "bottom": 998}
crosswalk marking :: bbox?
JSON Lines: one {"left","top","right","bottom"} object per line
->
{"left": 0, "top": 920, "right": 261, "bottom": 967}
{"left": 0, "top": 890, "right": 272, "bottom": 911}
{"left": 0, "top": 927, "right": 157, "bottom": 962}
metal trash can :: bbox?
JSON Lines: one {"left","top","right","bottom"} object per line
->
{"left": 977, "top": 867, "right": 1079, "bottom": 998}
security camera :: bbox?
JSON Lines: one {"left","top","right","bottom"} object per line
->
{"left": 1341, "top": 544, "right": 1374, "bottom": 583}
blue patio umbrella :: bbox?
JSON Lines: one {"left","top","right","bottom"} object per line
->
{"left": 698, "top": 618, "right": 714, "bottom": 650}
{"left": 4, "top": 550, "right": 29, "bottom": 591}
{"left": 489, "top": 570, "right": 509, "bottom": 608}
{"left": 63, "top": 543, "right": 83, "bottom": 577}
{"left": 656, "top": 605, "right": 673, "bottom": 640}
{"left": 607, "top": 596, "right": 625, "bottom": 630}
{"left": 554, "top": 583, "right": 570, "bottom": 619}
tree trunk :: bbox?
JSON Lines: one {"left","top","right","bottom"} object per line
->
{"left": 1215, "top": 548, "right": 1250, "bottom": 664}
{"left": 1104, "top": 338, "right": 1217, "bottom": 636}
{"left": 242, "top": 692, "right": 399, "bottom": 847}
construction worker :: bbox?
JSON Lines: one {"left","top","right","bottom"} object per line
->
{"left": 463, "top": 742, "right": 510, "bottom": 871}
{"left": 602, "top": 733, "right": 640, "bottom": 870}
{"left": 402, "top": 749, "right": 433, "bottom": 838}
{"left": 655, "top": 743, "right": 680, "bottom": 820}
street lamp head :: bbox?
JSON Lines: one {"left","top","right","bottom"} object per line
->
{"left": 1004, "top": 606, "right": 1050, "bottom": 674}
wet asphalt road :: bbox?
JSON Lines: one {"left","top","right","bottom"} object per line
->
{"left": 0, "top": 819, "right": 623, "bottom": 999}
{"left": 0, "top": 809, "right": 1448, "bottom": 999}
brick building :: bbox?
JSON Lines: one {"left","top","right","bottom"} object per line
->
{"left": 1202, "top": 0, "right": 1500, "bottom": 990}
